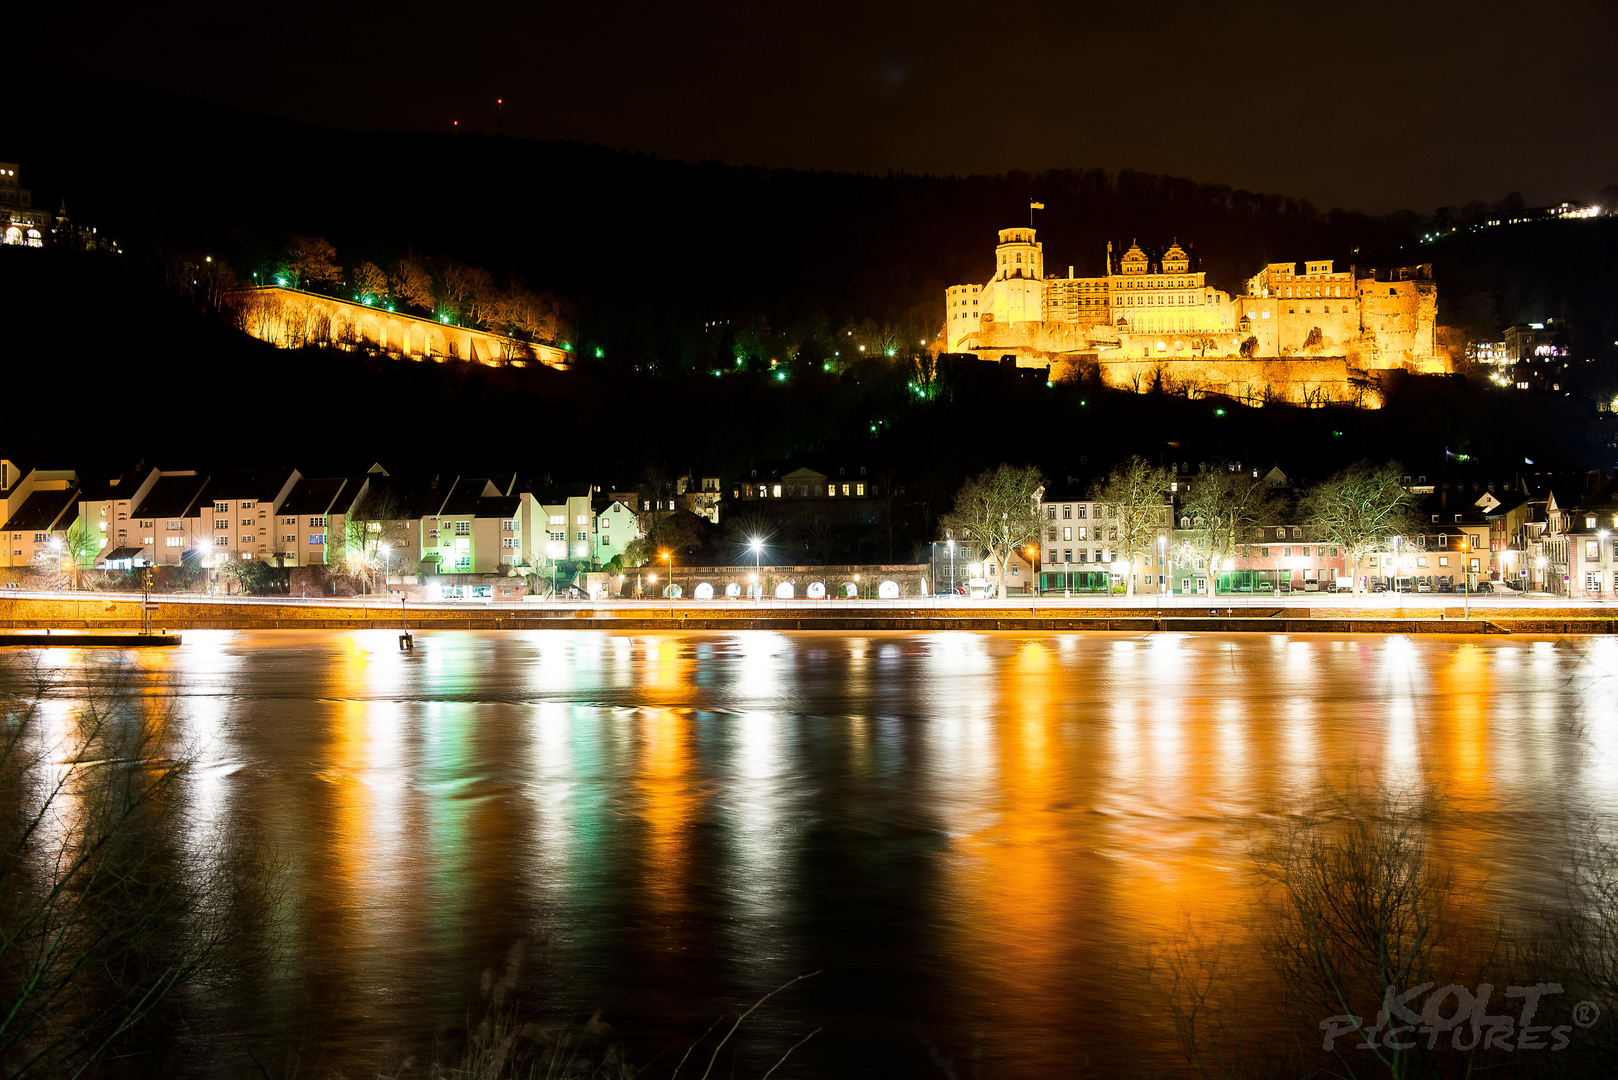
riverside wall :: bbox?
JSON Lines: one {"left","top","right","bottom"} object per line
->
{"left": 2, "top": 596, "right": 1615, "bottom": 636}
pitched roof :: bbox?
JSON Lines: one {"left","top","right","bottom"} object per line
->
{"left": 439, "top": 478, "right": 504, "bottom": 516}
{"left": 206, "top": 467, "right": 298, "bottom": 502}
{"left": 1, "top": 488, "right": 80, "bottom": 531}
{"left": 132, "top": 473, "right": 210, "bottom": 519}
{"left": 280, "top": 477, "right": 349, "bottom": 517}
{"left": 75, "top": 471, "right": 149, "bottom": 502}
{"left": 353, "top": 472, "right": 453, "bottom": 519}
{"left": 529, "top": 482, "right": 591, "bottom": 505}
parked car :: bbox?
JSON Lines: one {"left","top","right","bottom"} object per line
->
{"left": 1256, "top": 581, "right": 1274, "bottom": 592}
{"left": 1416, "top": 580, "right": 1432, "bottom": 593}
{"left": 1302, "top": 579, "right": 1321, "bottom": 592}
{"left": 1370, "top": 581, "right": 1388, "bottom": 593}
{"left": 1472, "top": 581, "right": 1494, "bottom": 594}
{"left": 1437, "top": 580, "right": 1454, "bottom": 593}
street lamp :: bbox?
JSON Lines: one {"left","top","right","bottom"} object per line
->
{"left": 1536, "top": 556, "right": 1547, "bottom": 595}
{"left": 947, "top": 537, "right": 956, "bottom": 596}
{"left": 1600, "top": 530, "right": 1611, "bottom": 601}
{"left": 379, "top": 544, "right": 391, "bottom": 599}
{"left": 1158, "top": 534, "right": 1166, "bottom": 604}
{"left": 750, "top": 537, "right": 763, "bottom": 600}
{"left": 662, "top": 550, "right": 673, "bottom": 613}
{"left": 1026, "top": 545, "right": 1039, "bottom": 600}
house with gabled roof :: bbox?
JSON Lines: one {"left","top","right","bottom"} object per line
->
{"left": 1, "top": 461, "right": 79, "bottom": 568}
{"left": 199, "top": 467, "right": 301, "bottom": 564}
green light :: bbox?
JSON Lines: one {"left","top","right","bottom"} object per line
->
{"left": 595, "top": 348, "right": 604, "bottom": 358}
{"left": 776, "top": 372, "right": 786, "bottom": 381}
{"left": 1046, "top": 380, "right": 1053, "bottom": 387}
{"left": 736, "top": 358, "right": 744, "bottom": 366}
{"left": 886, "top": 348, "right": 895, "bottom": 357}
{"left": 1215, "top": 408, "right": 1226, "bottom": 416}
{"left": 1080, "top": 399, "right": 1087, "bottom": 406}
{"left": 275, "top": 276, "right": 288, "bottom": 287}
{"left": 823, "top": 362, "right": 831, "bottom": 370}
{"left": 362, "top": 296, "right": 372, "bottom": 305}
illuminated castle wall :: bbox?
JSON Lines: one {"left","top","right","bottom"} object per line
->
{"left": 944, "top": 228, "right": 1448, "bottom": 405}
{"left": 226, "top": 287, "right": 572, "bottom": 369}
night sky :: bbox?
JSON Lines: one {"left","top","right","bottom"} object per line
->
{"left": 26, "top": 0, "right": 1618, "bottom": 214}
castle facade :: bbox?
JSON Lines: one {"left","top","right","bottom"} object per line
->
{"left": 945, "top": 228, "right": 1449, "bottom": 405}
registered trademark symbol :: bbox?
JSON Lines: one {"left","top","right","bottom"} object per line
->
{"left": 1573, "top": 1001, "right": 1601, "bottom": 1029}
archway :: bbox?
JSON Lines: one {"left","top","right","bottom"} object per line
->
{"left": 725, "top": 582, "right": 742, "bottom": 598}
{"left": 428, "top": 329, "right": 447, "bottom": 358}
{"left": 748, "top": 583, "right": 763, "bottom": 599}
{"left": 694, "top": 582, "right": 714, "bottom": 599}
{"left": 842, "top": 582, "right": 857, "bottom": 598}
{"left": 663, "top": 583, "right": 683, "bottom": 599}
{"left": 774, "top": 582, "right": 794, "bottom": 599}
{"left": 878, "top": 580, "right": 900, "bottom": 599}
{"left": 406, "top": 324, "right": 426, "bottom": 356}
{"left": 806, "top": 581, "right": 826, "bottom": 599}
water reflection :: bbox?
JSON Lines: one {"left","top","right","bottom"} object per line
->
{"left": 8, "top": 629, "right": 1617, "bottom": 1078}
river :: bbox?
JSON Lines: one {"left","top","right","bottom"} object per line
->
{"left": 10, "top": 630, "right": 1618, "bottom": 1077}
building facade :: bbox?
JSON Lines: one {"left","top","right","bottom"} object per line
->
{"left": 946, "top": 226, "right": 1451, "bottom": 405}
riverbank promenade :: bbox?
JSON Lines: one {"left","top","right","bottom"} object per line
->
{"left": 5, "top": 590, "right": 1618, "bottom": 636}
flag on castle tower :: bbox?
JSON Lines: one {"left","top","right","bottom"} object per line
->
{"left": 1029, "top": 201, "right": 1045, "bottom": 210}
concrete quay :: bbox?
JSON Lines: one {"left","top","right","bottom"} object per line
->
{"left": 2, "top": 592, "right": 1616, "bottom": 636}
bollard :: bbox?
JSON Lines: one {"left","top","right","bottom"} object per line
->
{"left": 399, "top": 632, "right": 413, "bottom": 651}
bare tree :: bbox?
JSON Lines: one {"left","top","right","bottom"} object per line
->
{"left": 1297, "top": 462, "right": 1418, "bottom": 595}
{"left": 1179, "top": 463, "right": 1282, "bottom": 595}
{"left": 281, "top": 235, "right": 341, "bottom": 289}
{"left": 1090, "top": 456, "right": 1171, "bottom": 597}
{"left": 1254, "top": 786, "right": 1450, "bottom": 1078}
{"left": 389, "top": 257, "right": 435, "bottom": 311}
{"left": 0, "top": 658, "right": 280, "bottom": 1078}
{"left": 352, "top": 261, "right": 389, "bottom": 304}
{"left": 940, "top": 463, "right": 1046, "bottom": 599}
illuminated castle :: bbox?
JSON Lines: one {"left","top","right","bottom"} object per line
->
{"left": 945, "top": 228, "right": 1448, "bottom": 406}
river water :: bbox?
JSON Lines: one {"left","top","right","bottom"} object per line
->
{"left": 14, "top": 630, "right": 1618, "bottom": 1077}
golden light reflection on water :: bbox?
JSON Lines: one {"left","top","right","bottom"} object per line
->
{"left": 20, "top": 629, "right": 1618, "bottom": 1077}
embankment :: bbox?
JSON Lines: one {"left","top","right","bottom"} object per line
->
{"left": 2, "top": 596, "right": 1615, "bottom": 635}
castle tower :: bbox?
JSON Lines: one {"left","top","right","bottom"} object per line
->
{"left": 994, "top": 227, "right": 1044, "bottom": 282}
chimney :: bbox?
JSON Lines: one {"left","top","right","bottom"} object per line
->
{"left": 1068, "top": 265, "right": 1074, "bottom": 278}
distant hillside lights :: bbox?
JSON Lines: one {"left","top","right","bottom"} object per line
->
{"left": 945, "top": 222, "right": 1450, "bottom": 407}
{"left": 0, "top": 161, "right": 119, "bottom": 252}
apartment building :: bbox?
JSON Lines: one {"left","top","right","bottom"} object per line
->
{"left": 593, "top": 498, "right": 640, "bottom": 566}
{"left": 1, "top": 461, "right": 80, "bottom": 568}
{"left": 1036, "top": 484, "right": 1172, "bottom": 594}
{"left": 427, "top": 477, "right": 520, "bottom": 574}
{"left": 130, "top": 471, "right": 212, "bottom": 566}
{"left": 523, "top": 483, "right": 593, "bottom": 565}
{"left": 276, "top": 476, "right": 355, "bottom": 567}
{"left": 198, "top": 468, "right": 301, "bottom": 564}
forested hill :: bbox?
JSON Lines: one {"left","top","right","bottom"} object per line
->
{"left": 13, "top": 74, "right": 1419, "bottom": 333}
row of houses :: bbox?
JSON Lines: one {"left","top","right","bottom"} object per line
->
{"left": 0, "top": 460, "right": 653, "bottom": 594}
{"left": 1018, "top": 466, "right": 1618, "bottom": 598}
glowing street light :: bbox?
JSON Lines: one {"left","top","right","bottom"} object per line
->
{"left": 750, "top": 538, "right": 763, "bottom": 599}
{"left": 662, "top": 550, "right": 673, "bottom": 612}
